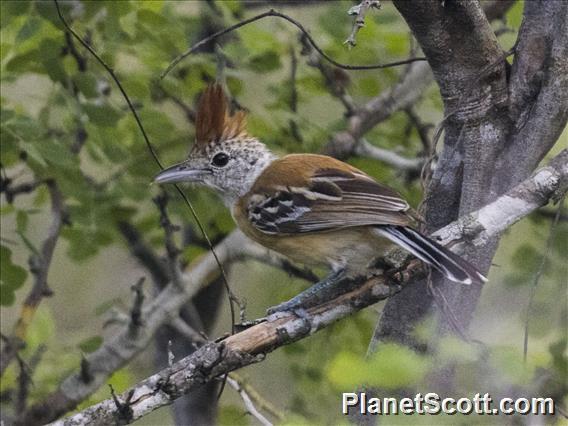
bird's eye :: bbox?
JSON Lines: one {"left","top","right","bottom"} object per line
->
{"left": 211, "top": 152, "right": 230, "bottom": 167}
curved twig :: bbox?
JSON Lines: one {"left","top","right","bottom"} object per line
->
{"left": 160, "top": 9, "right": 425, "bottom": 80}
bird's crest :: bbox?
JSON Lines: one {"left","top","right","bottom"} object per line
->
{"left": 195, "top": 84, "right": 247, "bottom": 146}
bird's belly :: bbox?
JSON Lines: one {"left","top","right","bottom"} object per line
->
{"left": 253, "top": 228, "right": 390, "bottom": 273}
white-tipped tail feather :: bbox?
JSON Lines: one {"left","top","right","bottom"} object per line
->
{"left": 377, "top": 225, "right": 488, "bottom": 285}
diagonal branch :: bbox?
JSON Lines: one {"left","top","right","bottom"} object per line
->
{"left": 323, "top": 60, "right": 433, "bottom": 162}
{"left": 51, "top": 149, "right": 567, "bottom": 426}
{"left": 17, "top": 231, "right": 305, "bottom": 425}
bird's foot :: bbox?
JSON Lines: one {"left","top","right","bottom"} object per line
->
{"left": 266, "top": 299, "right": 307, "bottom": 317}
{"left": 235, "top": 317, "right": 267, "bottom": 332}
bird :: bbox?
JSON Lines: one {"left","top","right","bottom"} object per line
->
{"left": 154, "top": 84, "right": 487, "bottom": 314}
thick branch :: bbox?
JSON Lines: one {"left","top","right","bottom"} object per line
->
{"left": 18, "top": 231, "right": 308, "bottom": 425}
{"left": 53, "top": 150, "right": 567, "bottom": 425}
{"left": 502, "top": 1, "right": 568, "bottom": 188}
{"left": 322, "top": 0, "right": 513, "bottom": 165}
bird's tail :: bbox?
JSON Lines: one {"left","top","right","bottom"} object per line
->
{"left": 377, "top": 225, "right": 487, "bottom": 285}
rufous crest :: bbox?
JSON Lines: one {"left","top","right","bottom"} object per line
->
{"left": 195, "top": 84, "right": 247, "bottom": 146}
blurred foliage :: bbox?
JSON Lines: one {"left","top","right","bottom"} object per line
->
{"left": 0, "top": 1, "right": 566, "bottom": 425}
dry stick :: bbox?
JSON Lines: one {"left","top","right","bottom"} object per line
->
{"left": 523, "top": 195, "right": 566, "bottom": 362}
{"left": 228, "top": 372, "right": 285, "bottom": 422}
{"left": 53, "top": 0, "right": 238, "bottom": 334}
{"left": 160, "top": 9, "right": 425, "bottom": 80}
{"left": 226, "top": 376, "right": 273, "bottom": 426}
{"left": 344, "top": 0, "right": 382, "bottom": 47}
{"left": 0, "top": 181, "right": 64, "bottom": 376}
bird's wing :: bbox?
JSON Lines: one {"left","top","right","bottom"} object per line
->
{"left": 247, "top": 167, "right": 412, "bottom": 234}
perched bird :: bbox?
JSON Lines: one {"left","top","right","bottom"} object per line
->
{"left": 155, "top": 84, "right": 487, "bottom": 314}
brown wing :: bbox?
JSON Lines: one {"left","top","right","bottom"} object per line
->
{"left": 247, "top": 166, "right": 412, "bottom": 234}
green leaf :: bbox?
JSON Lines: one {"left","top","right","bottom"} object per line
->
{"left": 247, "top": 51, "right": 281, "bottom": 73}
{"left": 488, "top": 346, "right": 537, "bottom": 385}
{"left": 38, "top": 38, "right": 67, "bottom": 83}
{"left": 83, "top": 103, "right": 122, "bottom": 127}
{"left": 16, "top": 210, "right": 28, "bottom": 233}
{"left": 16, "top": 16, "right": 42, "bottom": 43}
{"left": 218, "top": 405, "right": 250, "bottom": 426}
{"left": 0, "top": 244, "right": 28, "bottom": 306}
{"left": 78, "top": 336, "right": 103, "bottom": 353}
{"left": 327, "top": 344, "right": 430, "bottom": 389}
{"left": 25, "top": 307, "right": 56, "bottom": 352}
{"left": 73, "top": 72, "right": 100, "bottom": 99}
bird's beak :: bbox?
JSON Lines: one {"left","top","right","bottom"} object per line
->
{"left": 153, "top": 162, "right": 211, "bottom": 184}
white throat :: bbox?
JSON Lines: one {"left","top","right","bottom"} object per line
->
{"left": 221, "top": 151, "right": 277, "bottom": 207}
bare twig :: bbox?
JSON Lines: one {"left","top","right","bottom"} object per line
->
{"left": 354, "top": 139, "right": 425, "bottom": 172}
{"left": 344, "top": 0, "right": 382, "bottom": 48}
{"left": 228, "top": 372, "right": 285, "bottom": 422}
{"left": 0, "top": 177, "right": 43, "bottom": 204}
{"left": 154, "top": 192, "right": 184, "bottom": 288}
{"left": 161, "top": 9, "right": 426, "bottom": 80}
{"left": 152, "top": 84, "right": 196, "bottom": 123}
{"left": 300, "top": 34, "right": 356, "bottom": 115}
{"left": 287, "top": 47, "right": 303, "bottom": 142}
{"left": 1, "top": 181, "right": 65, "bottom": 376}
{"left": 226, "top": 376, "right": 273, "bottom": 426}
{"left": 117, "top": 222, "right": 169, "bottom": 285}
{"left": 128, "top": 278, "right": 146, "bottom": 337}
{"left": 169, "top": 318, "right": 207, "bottom": 346}
{"left": 323, "top": 60, "right": 434, "bottom": 160}
{"left": 15, "top": 345, "right": 46, "bottom": 414}
{"left": 404, "top": 107, "right": 433, "bottom": 154}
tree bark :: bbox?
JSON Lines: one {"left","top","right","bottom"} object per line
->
{"left": 372, "top": 0, "right": 568, "bottom": 387}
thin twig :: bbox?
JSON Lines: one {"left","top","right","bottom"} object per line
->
{"left": 226, "top": 376, "right": 273, "bottom": 426}
{"left": 0, "top": 178, "right": 44, "bottom": 204}
{"left": 1, "top": 181, "right": 65, "bottom": 376}
{"left": 161, "top": 9, "right": 425, "bottom": 79}
{"left": 523, "top": 195, "right": 565, "bottom": 362}
{"left": 154, "top": 192, "right": 184, "bottom": 287}
{"left": 355, "top": 139, "right": 424, "bottom": 172}
{"left": 229, "top": 372, "right": 285, "bottom": 422}
{"left": 287, "top": 46, "right": 303, "bottom": 143}
{"left": 53, "top": 0, "right": 238, "bottom": 336}
{"left": 15, "top": 345, "right": 46, "bottom": 414}
{"left": 169, "top": 317, "right": 207, "bottom": 347}
{"left": 128, "top": 277, "right": 146, "bottom": 337}
{"left": 300, "top": 34, "right": 356, "bottom": 115}
{"left": 344, "top": 0, "right": 382, "bottom": 47}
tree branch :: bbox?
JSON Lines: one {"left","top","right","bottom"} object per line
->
{"left": 323, "top": 60, "right": 433, "bottom": 160}
{"left": 18, "top": 231, "right": 294, "bottom": 425}
{"left": 52, "top": 149, "right": 567, "bottom": 425}
{"left": 1, "top": 181, "right": 65, "bottom": 376}
{"left": 354, "top": 139, "right": 425, "bottom": 172}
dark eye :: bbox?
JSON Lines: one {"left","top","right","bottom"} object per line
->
{"left": 211, "top": 152, "right": 229, "bottom": 167}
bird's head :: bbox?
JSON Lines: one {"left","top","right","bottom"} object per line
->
{"left": 154, "top": 84, "right": 275, "bottom": 205}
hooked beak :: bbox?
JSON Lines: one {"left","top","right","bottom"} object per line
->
{"left": 154, "top": 162, "right": 211, "bottom": 184}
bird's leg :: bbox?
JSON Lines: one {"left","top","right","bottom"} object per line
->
{"left": 266, "top": 268, "right": 347, "bottom": 315}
